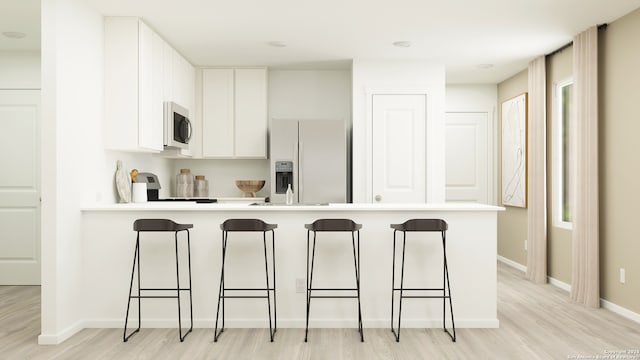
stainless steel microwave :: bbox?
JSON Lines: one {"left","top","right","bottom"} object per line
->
{"left": 164, "top": 101, "right": 191, "bottom": 149}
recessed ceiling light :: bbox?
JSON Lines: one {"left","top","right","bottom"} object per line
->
{"left": 392, "top": 41, "right": 412, "bottom": 48}
{"left": 2, "top": 31, "right": 27, "bottom": 39}
{"left": 267, "top": 41, "right": 287, "bottom": 48}
{"left": 477, "top": 63, "right": 494, "bottom": 69}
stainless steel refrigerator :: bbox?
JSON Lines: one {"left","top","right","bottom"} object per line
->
{"left": 270, "top": 119, "right": 347, "bottom": 204}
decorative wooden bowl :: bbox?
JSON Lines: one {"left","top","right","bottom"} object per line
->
{"left": 235, "top": 180, "right": 265, "bottom": 197}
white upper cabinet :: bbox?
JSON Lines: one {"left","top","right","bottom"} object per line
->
{"left": 172, "top": 50, "right": 195, "bottom": 117}
{"left": 201, "top": 68, "right": 267, "bottom": 158}
{"left": 137, "top": 21, "right": 164, "bottom": 151}
{"left": 104, "top": 17, "right": 194, "bottom": 153}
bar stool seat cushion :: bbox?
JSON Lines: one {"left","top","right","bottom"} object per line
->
{"left": 133, "top": 219, "right": 193, "bottom": 232}
{"left": 305, "top": 218, "right": 362, "bottom": 232}
{"left": 220, "top": 219, "right": 277, "bottom": 232}
{"left": 390, "top": 219, "right": 447, "bottom": 232}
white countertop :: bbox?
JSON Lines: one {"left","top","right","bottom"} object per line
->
{"left": 81, "top": 202, "right": 504, "bottom": 212}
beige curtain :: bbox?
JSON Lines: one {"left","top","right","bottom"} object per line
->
{"left": 526, "top": 56, "right": 548, "bottom": 284}
{"left": 570, "top": 26, "right": 600, "bottom": 308}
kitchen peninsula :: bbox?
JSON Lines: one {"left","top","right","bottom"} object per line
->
{"left": 81, "top": 202, "right": 502, "bottom": 330}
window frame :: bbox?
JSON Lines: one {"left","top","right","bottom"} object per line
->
{"left": 552, "top": 77, "right": 573, "bottom": 230}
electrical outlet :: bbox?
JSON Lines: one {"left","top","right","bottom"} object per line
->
{"left": 524, "top": 239, "right": 527, "bottom": 251}
{"left": 620, "top": 268, "right": 626, "bottom": 284}
{"left": 296, "top": 278, "right": 305, "bottom": 293}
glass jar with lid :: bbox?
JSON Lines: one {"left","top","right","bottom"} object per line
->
{"left": 176, "top": 168, "right": 194, "bottom": 198}
{"left": 194, "top": 175, "right": 209, "bottom": 198}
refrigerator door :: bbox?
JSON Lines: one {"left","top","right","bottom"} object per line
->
{"left": 299, "top": 120, "right": 346, "bottom": 204}
{"left": 270, "top": 119, "right": 299, "bottom": 203}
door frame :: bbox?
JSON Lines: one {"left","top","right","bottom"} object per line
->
{"left": 365, "top": 88, "right": 436, "bottom": 203}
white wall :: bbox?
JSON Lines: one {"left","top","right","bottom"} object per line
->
{"left": 41, "top": 0, "right": 104, "bottom": 344}
{"left": 268, "top": 70, "right": 351, "bottom": 121}
{"left": 351, "top": 59, "right": 446, "bottom": 203}
{"left": 0, "top": 52, "right": 41, "bottom": 89}
{"left": 445, "top": 84, "right": 497, "bottom": 113}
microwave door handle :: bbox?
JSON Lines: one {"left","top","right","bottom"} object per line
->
{"left": 179, "top": 118, "right": 192, "bottom": 143}
{"left": 185, "top": 119, "right": 192, "bottom": 143}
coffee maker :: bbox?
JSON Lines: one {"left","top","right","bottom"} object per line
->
{"left": 135, "top": 172, "right": 161, "bottom": 200}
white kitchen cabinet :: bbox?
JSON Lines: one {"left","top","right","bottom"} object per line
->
{"left": 202, "top": 68, "right": 267, "bottom": 158}
{"left": 138, "top": 22, "right": 164, "bottom": 151}
{"left": 104, "top": 17, "right": 195, "bottom": 153}
{"left": 105, "top": 17, "right": 163, "bottom": 152}
{"left": 173, "top": 52, "right": 195, "bottom": 115}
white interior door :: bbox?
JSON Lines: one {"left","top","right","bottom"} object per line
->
{"left": 445, "top": 112, "right": 489, "bottom": 203}
{"left": 0, "top": 90, "right": 41, "bottom": 284}
{"left": 372, "top": 94, "right": 426, "bottom": 203}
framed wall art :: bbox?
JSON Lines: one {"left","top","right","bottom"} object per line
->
{"left": 501, "top": 93, "right": 528, "bottom": 208}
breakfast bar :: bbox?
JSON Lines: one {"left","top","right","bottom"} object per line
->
{"left": 81, "top": 203, "right": 502, "bottom": 331}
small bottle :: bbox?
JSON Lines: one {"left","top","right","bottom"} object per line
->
{"left": 285, "top": 183, "right": 293, "bottom": 205}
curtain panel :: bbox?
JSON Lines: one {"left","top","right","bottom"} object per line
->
{"left": 526, "top": 56, "right": 548, "bottom": 284}
{"left": 570, "top": 26, "right": 600, "bottom": 308}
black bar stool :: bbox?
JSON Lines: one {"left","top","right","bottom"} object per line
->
{"left": 214, "top": 219, "right": 277, "bottom": 342}
{"left": 124, "top": 219, "right": 194, "bottom": 342}
{"left": 304, "top": 218, "right": 364, "bottom": 342}
{"left": 390, "top": 219, "right": 456, "bottom": 342}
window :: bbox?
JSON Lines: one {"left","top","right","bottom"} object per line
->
{"left": 553, "top": 78, "right": 572, "bottom": 228}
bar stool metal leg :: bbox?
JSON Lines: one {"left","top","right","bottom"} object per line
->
{"left": 304, "top": 230, "right": 317, "bottom": 342}
{"left": 214, "top": 229, "right": 228, "bottom": 342}
{"left": 124, "top": 233, "right": 141, "bottom": 342}
{"left": 263, "top": 231, "right": 274, "bottom": 342}
{"left": 175, "top": 230, "right": 193, "bottom": 342}
{"left": 272, "top": 230, "right": 277, "bottom": 333}
{"left": 391, "top": 230, "right": 408, "bottom": 342}
{"left": 351, "top": 230, "right": 364, "bottom": 342}
{"left": 442, "top": 231, "right": 456, "bottom": 342}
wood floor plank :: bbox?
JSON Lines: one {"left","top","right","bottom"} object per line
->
{"left": 1, "top": 263, "right": 639, "bottom": 359}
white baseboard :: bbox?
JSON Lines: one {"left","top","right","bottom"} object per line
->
{"left": 497, "top": 255, "right": 527, "bottom": 272}
{"left": 38, "top": 321, "right": 85, "bottom": 345}
{"left": 601, "top": 299, "right": 640, "bottom": 324}
{"left": 85, "top": 318, "right": 499, "bottom": 329}
{"left": 548, "top": 276, "right": 571, "bottom": 292}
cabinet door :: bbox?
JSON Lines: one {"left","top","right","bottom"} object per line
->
{"left": 202, "top": 69, "right": 234, "bottom": 157}
{"left": 162, "top": 41, "right": 174, "bottom": 102}
{"left": 172, "top": 52, "right": 195, "bottom": 113}
{"left": 137, "top": 21, "right": 163, "bottom": 151}
{"left": 234, "top": 68, "right": 267, "bottom": 158}
{"left": 104, "top": 17, "right": 139, "bottom": 151}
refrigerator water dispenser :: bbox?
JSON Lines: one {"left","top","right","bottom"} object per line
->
{"left": 275, "top": 161, "right": 293, "bottom": 194}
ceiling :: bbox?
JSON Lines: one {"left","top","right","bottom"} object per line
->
{"left": 3, "top": 0, "right": 640, "bottom": 83}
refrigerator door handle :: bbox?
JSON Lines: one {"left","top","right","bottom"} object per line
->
{"left": 292, "top": 141, "right": 299, "bottom": 204}
{"left": 298, "top": 141, "right": 304, "bottom": 204}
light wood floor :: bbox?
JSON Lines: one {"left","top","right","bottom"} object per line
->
{"left": 2, "top": 263, "right": 639, "bottom": 359}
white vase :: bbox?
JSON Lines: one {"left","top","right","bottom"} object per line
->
{"left": 115, "top": 160, "right": 131, "bottom": 203}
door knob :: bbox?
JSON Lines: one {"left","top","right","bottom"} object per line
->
{"left": 375, "top": 195, "right": 382, "bottom": 202}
